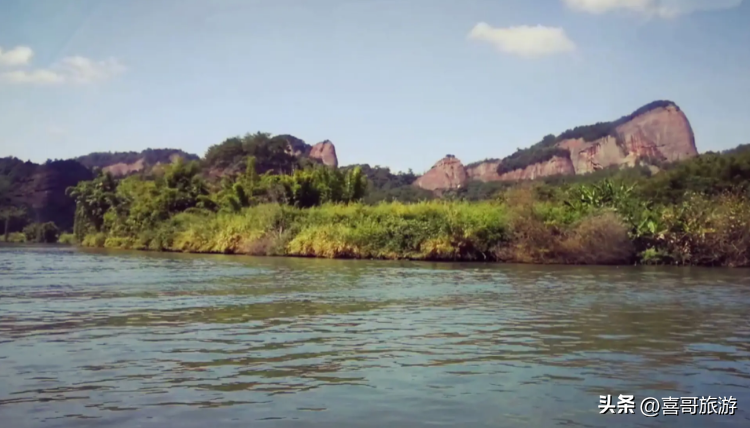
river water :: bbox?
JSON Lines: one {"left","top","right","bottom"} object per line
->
{"left": 1, "top": 245, "right": 749, "bottom": 427}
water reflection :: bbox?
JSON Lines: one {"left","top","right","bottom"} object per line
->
{"left": 0, "top": 245, "right": 749, "bottom": 428}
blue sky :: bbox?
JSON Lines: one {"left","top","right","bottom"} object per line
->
{"left": 1, "top": 0, "right": 749, "bottom": 173}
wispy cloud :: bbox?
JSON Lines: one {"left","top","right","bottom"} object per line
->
{"left": 468, "top": 23, "right": 577, "bottom": 58}
{"left": 0, "top": 46, "right": 125, "bottom": 85}
{"left": 0, "top": 46, "right": 34, "bottom": 66}
{"left": 47, "top": 125, "right": 68, "bottom": 137}
{"left": 563, "top": 0, "right": 744, "bottom": 18}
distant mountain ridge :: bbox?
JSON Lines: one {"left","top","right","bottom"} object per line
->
{"left": 415, "top": 100, "right": 698, "bottom": 191}
{"left": 1, "top": 99, "right": 707, "bottom": 231}
{"left": 75, "top": 149, "right": 200, "bottom": 177}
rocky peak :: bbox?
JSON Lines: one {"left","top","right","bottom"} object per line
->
{"left": 76, "top": 149, "right": 199, "bottom": 178}
{"left": 462, "top": 100, "right": 698, "bottom": 185}
{"left": 309, "top": 140, "right": 338, "bottom": 168}
{"left": 413, "top": 155, "right": 468, "bottom": 191}
{"left": 466, "top": 159, "right": 503, "bottom": 182}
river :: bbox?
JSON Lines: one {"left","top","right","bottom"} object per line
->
{"left": 1, "top": 245, "right": 749, "bottom": 427}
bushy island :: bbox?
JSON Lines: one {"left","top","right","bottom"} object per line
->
{"left": 52, "top": 131, "right": 750, "bottom": 267}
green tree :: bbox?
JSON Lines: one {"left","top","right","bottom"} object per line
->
{"left": 0, "top": 175, "right": 29, "bottom": 241}
{"left": 66, "top": 170, "right": 119, "bottom": 239}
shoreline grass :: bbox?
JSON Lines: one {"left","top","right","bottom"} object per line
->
{"left": 77, "top": 192, "right": 750, "bottom": 267}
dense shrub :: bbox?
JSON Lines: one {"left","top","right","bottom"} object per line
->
{"left": 22, "top": 222, "right": 60, "bottom": 243}
{"left": 58, "top": 233, "right": 76, "bottom": 245}
{"left": 67, "top": 136, "right": 750, "bottom": 267}
{"left": 1, "top": 232, "right": 27, "bottom": 243}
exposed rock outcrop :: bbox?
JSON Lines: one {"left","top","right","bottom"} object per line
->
{"left": 416, "top": 101, "right": 698, "bottom": 191}
{"left": 497, "top": 155, "right": 575, "bottom": 181}
{"left": 466, "top": 159, "right": 503, "bottom": 182}
{"left": 557, "top": 103, "right": 695, "bottom": 176}
{"left": 413, "top": 155, "right": 467, "bottom": 191}
{"left": 76, "top": 149, "right": 199, "bottom": 177}
{"left": 279, "top": 134, "right": 312, "bottom": 157}
{"left": 103, "top": 158, "right": 146, "bottom": 176}
{"left": 309, "top": 140, "right": 338, "bottom": 168}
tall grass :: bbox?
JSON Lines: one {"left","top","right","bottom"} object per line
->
{"left": 0, "top": 232, "right": 27, "bottom": 243}
{"left": 79, "top": 193, "right": 750, "bottom": 266}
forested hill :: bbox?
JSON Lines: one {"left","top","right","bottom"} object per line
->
{"left": 0, "top": 157, "right": 93, "bottom": 231}
{"left": 75, "top": 149, "right": 199, "bottom": 172}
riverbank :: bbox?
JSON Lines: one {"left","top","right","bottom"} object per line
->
{"left": 79, "top": 190, "right": 750, "bottom": 267}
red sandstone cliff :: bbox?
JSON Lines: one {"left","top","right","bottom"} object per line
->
{"left": 466, "top": 159, "right": 503, "bottom": 182}
{"left": 413, "top": 155, "right": 467, "bottom": 191}
{"left": 557, "top": 103, "right": 695, "bottom": 176}
{"left": 416, "top": 101, "right": 698, "bottom": 190}
{"left": 497, "top": 155, "right": 576, "bottom": 181}
{"left": 76, "top": 149, "right": 200, "bottom": 178}
{"left": 309, "top": 140, "right": 338, "bottom": 168}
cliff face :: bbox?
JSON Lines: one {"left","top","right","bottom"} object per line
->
{"left": 416, "top": 101, "right": 698, "bottom": 190}
{"left": 103, "top": 158, "right": 147, "bottom": 176}
{"left": 466, "top": 160, "right": 502, "bottom": 182}
{"left": 557, "top": 104, "right": 695, "bottom": 176}
{"left": 497, "top": 155, "right": 575, "bottom": 181}
{"left": 76, "top": 149, "right": 199, "bottom": 178}
{"left": 413, "top": 156, "right": 467, "bottom": 191}
{"left": 309, "top": 140, "right": 338, "bottom": 168}
{"left": 1, "top": 159, "right": 93, "bottom": 231}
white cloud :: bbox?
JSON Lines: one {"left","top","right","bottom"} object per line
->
{"left": 563, "top": 0, "right": 744, "bottom": 18}
{"left": 468, "top": 23, "right": 577, "bottom": 58}
{"left": 0, "top": 48, "right": 125, "bottom": 85}
{"left": 1, "top": 69, "right": 65, "bottom": 84}
{"left": 48, "top": 125, "right": 68, "bottom": 137}
{"left": 0, "top": 46, "right": 34, "bottom": 66}
{"left": 55, "top": 56, "right": 126, "bottom": 84}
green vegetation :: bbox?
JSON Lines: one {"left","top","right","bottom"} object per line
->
{"left": 0, "top": 174, "right": 26, "bottom": 241}
{"left": 0, "top": 232, "right": 26, "bottom": 243}
{"left": 22, "top": 222, "right": 60, "bottom": 243}
{"left": 342, "top": 164, "right": 434, "bottom": 204}
{"left": 0, "top": 157, "right": 93, "bottom": 232}
{"left": 497, "top": 100, "right": 676, "bottom": 174}
{"left": 58, "top": 233, "right": 76, "bottom": 245}
{"left": 75, "top": 149, "right": 199, "bottom": 169}
{"left": 66, "top": 140, "right": 750, "bottom": 267}
{"left": 498, "top": 134, "right": 572, "bottom": 175}
{"left": 203, "top": 132, "right": 315, "bottom": 174}
{"left": 68, "top": 154, "right": 368, "bottom": 244}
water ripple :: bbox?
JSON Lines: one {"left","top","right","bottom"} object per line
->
{"left": 1, "top": 245, "right": 749, "bottom": 428}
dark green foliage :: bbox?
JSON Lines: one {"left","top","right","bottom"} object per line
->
{"left": 0, "top": 157, "right": 37, "bottom": 182}
{"left": 541, "top": 164, "right": 654, "bottom": 187}
{"left": 69, "top": 154, "right": 370, "bottom": 241}
{"left": 75, "top": 149, "right": 199, "bottom": 169}
{"left": 276, "top": 134, "right": 311, "bottom": 156}
{"left": 498, "top": 146, "right": 571, "bottom": 175}
{"left": 66, "top": 170, "right": 119, "bottom": 238}
{"left": 70, "top": 140, "right": 750, "bottom": 267}
{"left": 203, "top": 132, "right": 310, "bottom": 175}
{"left": 1, "top": 175, "right": 29, "bottom": 240}
{"left": 638, "top": 147, "right": 750, "bottom": 204}
{"left": 22, "top": 222, "right": 59, "bottom": 243}
{"left": 496, "top": 100, "right": 676, "bottom": 174}
{"left": 364, "top": 186, "right": 435, "bottom": 204}
{"left": 451, "top": 180, "right": 514, "bottom": 201}
{"left": 465, "top": 158, "right": 500, "bottom": 169}
{"left": 1, "top": 157, "right": 93, "bottom": 232}
{"left": 340, "top": 164, "right": 433, "bottom": 204}
{"left": 343, "top": 164, "right": 417, "bottom": 190}
{"left": 721, "top": 143, "right": 750, "bottom": 156}
{"left": 204, "top": 137, "right": 245, "bottom": 169}
{"left": 557, "top": 100, "right": 676, "bottom": 142}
